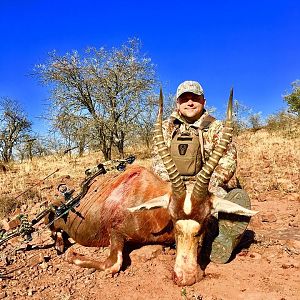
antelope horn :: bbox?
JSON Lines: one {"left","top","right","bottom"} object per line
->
{"left": 153, "top": 87, "right": 186, "bottom": 198}
{"left": 192, "top": 88, "right": 234, "bottom": 200}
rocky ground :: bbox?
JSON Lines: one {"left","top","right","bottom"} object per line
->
{"left": 0, "top": 129, "right": 299, "bottom": 300}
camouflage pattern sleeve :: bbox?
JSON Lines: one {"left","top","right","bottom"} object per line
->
{"left": 151, "top": 116, "right": 237, "bottom": 196}
{"left": 151, "top": 119, "right": 173, "bottom": 181}
{"left": 204, "top": 120, "right": 237, "bottom": 197}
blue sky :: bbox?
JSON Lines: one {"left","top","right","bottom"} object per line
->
{"left": 0, "top": 0, "right": 299, "bottom": 133}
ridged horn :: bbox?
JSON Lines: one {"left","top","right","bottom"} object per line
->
{"left": 192, "top": 88, "right": 234, "bottom": 200}
{"left": 153, "top": 87, "right": 186, "bottom": 198}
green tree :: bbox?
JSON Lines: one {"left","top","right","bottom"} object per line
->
{"left": 35, "top": 38, "right": 156, "bottom": 160}
{"left": 283, "top": 80, "right": 300, "bottom": 116}
{"left": 53, "top": 112, "right": 91, "bottom": 156}
{"left": 0, "top": 98, "right": 32, "bottom": 162}
{"left": 135, "top": 92, "right": 174, "bottom": 150}
{"left": 248, "top": 112, "right": 262, "bottom": 131}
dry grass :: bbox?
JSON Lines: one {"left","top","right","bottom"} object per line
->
{"left": 0, "top": 149, "right": 153, "bottom": 220}
{"left": 235, "top": 127, "right": 300, "bottom": 199}
{"left": 0, "top": 125, "right": 299, "bottom": 220}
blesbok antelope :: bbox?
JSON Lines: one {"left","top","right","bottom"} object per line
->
{"left": 46, "top": 89, "right": 257, "bottom": 286}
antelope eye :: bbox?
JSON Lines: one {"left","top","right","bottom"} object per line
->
{"left": 193, "top": 231, "right": 201, "bottom": 237}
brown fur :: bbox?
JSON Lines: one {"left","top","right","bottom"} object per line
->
{"left": 47, "top": 166, "right": 174, "bottom": 273}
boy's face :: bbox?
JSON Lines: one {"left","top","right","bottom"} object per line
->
{"left": 176, "top": 92, "right": 205, "bottom": 123}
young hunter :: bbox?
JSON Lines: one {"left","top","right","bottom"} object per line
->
{"left": 152, "top": 80, "right": 251, "bottom": 264}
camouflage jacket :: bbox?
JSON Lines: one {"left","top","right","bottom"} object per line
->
{"left": 152, "top": 109, "right": 237, "bottom": 197}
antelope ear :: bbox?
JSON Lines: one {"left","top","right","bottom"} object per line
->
{"left": 211, "top": 195, "right": 258, "bottom": 217}
{"left": 127, "top": 194, "right": 170, "bottom": 212}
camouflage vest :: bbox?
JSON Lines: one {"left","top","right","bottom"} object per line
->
{"left": 170, "top": 115, "right": 215, "bottom": 176}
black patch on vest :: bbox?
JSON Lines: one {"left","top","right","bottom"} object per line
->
{"left": 178, "top": 144, "right": 188, "bottom": 155}
{"left": 177, "top": 137, "right": 192, "bottom": 141}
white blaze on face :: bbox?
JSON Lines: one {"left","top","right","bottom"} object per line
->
{"left": 183, "top": 183, "right": 193, "bottom": 215}
{"left": 173, "top": 220, "right": 203, "bottom": 286}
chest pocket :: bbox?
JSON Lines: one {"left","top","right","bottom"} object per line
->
{"left": 170, "top": 129, "right": 202, "bottom": 176}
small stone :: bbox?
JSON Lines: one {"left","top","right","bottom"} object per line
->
{"left": 237, "top": 250, "right": 248, "bottom": 257}
{"left": 1, "top": 218, "right": 20, "bottom": 231}
{"left": 27, "top": 289, "right": 34, "bottom": 296}
{"left": 130, "top": 245, "right": 163, "bottom": 263}
{"left": 86, "top": 268, "right": 96, "bottom": 275}
{"left": 40, "top": 262, "right": 48, "bottom": 270}
{"left": 249, "top": 252, "right": 262, "bottom": 259}
{"left": 27, "top": 253, "right": 45, "bottom": 267}
{"left": 261, "top": 213, "right": 277, "bottom": 223}
{"left": 167, "top": 248, "right": 176, "bottom": 255}
{"left": 249, "top": 216, "right": 264, "bottom": 229}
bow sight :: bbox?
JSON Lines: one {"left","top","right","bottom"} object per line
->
{"left": 0, "top": 155, "right": 136, "bottom": 248}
